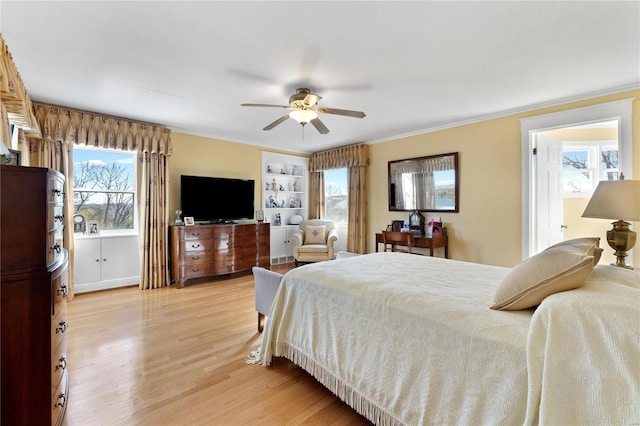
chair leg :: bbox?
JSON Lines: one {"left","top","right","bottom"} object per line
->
{"left": 258, "top": 312, "right": 265, "bottom": 333}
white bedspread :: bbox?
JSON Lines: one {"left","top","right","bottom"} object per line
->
{"left": 259, "top": 253, "right": 640, "bottom": 425}
{"left": 525, "top": 264, "right": 640, "bottom": 425}
{"left": 260, "top": 253, "right": 533, "bottom": 425}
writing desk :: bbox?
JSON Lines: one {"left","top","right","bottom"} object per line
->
{"left": 375, "top": 232, "right": 448, "bottom": 258}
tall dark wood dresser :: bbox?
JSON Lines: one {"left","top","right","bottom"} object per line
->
{"left": 1, "top": 165, "right": 69, "bottom": 425}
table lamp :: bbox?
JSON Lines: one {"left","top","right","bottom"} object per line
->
{"left": 581, "top": 174, "right": 640, "bottom": 269}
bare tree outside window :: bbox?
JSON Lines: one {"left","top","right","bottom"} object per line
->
{"left": 325, "top": 169, "right": 348, "bottom": 223}
{"left": 73, "top": 148, "right": 136, "bottom": 232}
{"left": 562, "top": 145, "right": 618, "bottom": 195}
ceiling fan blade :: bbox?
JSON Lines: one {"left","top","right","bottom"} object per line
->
{"left": 303, "top": 93, "right": 322, "bottom": 107}
{"left": 241, "top": 103, "right": 291, "bottom": 109}
{"left": 317, "top": 107, "right": 366, "bottom": 118}
{"left": 263, "top": 114, "right": 290, "bottom": 131}
{"left": 310, "top": 117, "right": 330, "bottom": 134}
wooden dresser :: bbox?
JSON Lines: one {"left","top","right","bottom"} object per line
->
{"left": 1, "top": 165, "right": 69, "bottom": 426}
{"left": 170, "top": 222, "right": 270, "bottom": 288}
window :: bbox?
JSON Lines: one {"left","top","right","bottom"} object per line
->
{"left": 73, "top": 147, "right": 137, "bottom": 233}
{"left": 324, "top": 168, "right": 348, "bottom": 223}
{"left": 562, "top": 141, "right": 618, "bottom": 197}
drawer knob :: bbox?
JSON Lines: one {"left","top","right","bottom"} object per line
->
{"left": 191, "top": 256, "right": 200, "bottom": 260}
{"left": 50, "top": 243, "right": 62, "bottom": 254}
{"left": 55, "top": 393, "right": 67, "bottom": 408}
{"left": 55, "top": 321, "right": 68, "bottom": 334}
{"left": 57, "top": 284, "right": 68, "bottom": 296}
{"left": 54, "top": 214, "right": 65, "bottom": 222}
{"left": 192, "top": 243, "right": 200, "bottom": 249}
{"left": 55, "top": 356, "right": 67, "bottom": 371}
{"left": 191, "top": 232, "right": 200, "bottom": 237}
{"left": 191, "top": 268, "right": 200, "bottom": 272}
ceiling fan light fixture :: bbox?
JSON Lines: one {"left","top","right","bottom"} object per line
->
{"left": 289, "top": 109, "right": 318, "bottom": 124}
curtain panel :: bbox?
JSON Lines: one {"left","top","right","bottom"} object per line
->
{"left": 310, "top": 144, "right": 370, "bottom": 253}
{"left": 308, "top": 171, "right": 325, "bottom": 219}
{"left": 29, "top": 103, "right": 173, "bottom": 296}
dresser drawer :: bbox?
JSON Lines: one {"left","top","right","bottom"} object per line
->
{"left": 47, "top": 230, "right": 64, "bottom": 266}
{"left": 52, "top": 261, "right": 69, "bottom": 317}
{"left": 47, "top": 174, "right": 65, "bottom": 205}
{"left": 240, "top": 231, "right": 257, "bottom": 246}
{"left": 182, "top": 227, "right": 213, "bottom": 240}
{"left": 51, "top": 337, "right": 68, "bottom": 398}
{"left": 182, "top": 238, "right": 213, "bottom": 252}
{"left": 47, "top": 205, "right": 65, "bottom": 232}
{"left": 181, "top": 251, "right": 210, "bottom": 265}
{"left": 179, "top": 262, "right": 214, "bottom": 279}
{"left": 51, "top": 369, "right": 68, "bottom": 426}
{"left": 51, "top": 304, "right": 68, "bottom": 354}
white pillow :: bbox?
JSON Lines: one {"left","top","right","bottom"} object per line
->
{"left": 304, "top": 225, "right": 326, "bottom": 244}
{"left": 543, "top": 237, "right": 602, "bottom": 264}
{"left": 491, "top": 246, "right": 595, "bottom": 311}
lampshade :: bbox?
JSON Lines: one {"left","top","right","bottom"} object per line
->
{"left": 289, "top": 109, "right": 317, "bottom": 124}
{"left": 582, "top": 179, "right": 640, "bottom": 221}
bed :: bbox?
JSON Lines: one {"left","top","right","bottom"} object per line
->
{"left": 259, "top": 251, "right": 640, "bottom": 425}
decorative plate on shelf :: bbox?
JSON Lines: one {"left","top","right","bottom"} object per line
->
{"left": 289, "top": 214, "right": 303, "bottom": 225}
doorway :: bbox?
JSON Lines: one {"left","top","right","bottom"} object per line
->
{"left": 520, "top": 98, "right": 634, "bottom": 261}
{"left": 532, "top": 122, "right": 620, "bottom": 263}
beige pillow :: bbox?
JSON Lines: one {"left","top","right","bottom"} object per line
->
{"left": 304, "top": 225, "right": 326, "bottom": 244}
{"left": 544, "top": 237, "right": 601, "bottom": 264}
{"left": 491, "top": 247, "right": 595, "bottom": 311}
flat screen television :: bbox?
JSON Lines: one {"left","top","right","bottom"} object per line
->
{"left": 180, "top": 175, "right": 255, "bottom": 223}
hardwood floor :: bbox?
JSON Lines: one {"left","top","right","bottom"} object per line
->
{"left": 62, "top": 264, "right": 370, "bottom": 425}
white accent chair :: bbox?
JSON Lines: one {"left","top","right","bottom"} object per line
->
{"left": 292, "top": 219, "right": 338, "bottom": 266}
{"left": 252, "top": 266, "right": 283, "bottom": 333}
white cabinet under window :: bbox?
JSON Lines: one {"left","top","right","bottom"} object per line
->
{"left": 74, "top": 235, "right": 140, "bottom": 293}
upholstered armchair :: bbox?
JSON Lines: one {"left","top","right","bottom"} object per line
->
{"left": 292, "top": 219, "right": 338, "bottom": 266}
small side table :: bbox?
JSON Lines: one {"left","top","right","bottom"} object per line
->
{"left": 375, "top": 232, "right": 448, "bottom": 258}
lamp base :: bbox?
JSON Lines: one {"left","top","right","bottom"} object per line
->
{"left": 606, "top": 220, "right": 636, "bottom": 270}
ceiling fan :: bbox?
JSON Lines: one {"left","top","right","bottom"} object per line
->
{"left": 241, "top": 88, "right": 366, "bottom": 134}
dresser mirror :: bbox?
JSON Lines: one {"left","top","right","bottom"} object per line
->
{"left": 388, "top": 152, "right": 459, "bottom": 212}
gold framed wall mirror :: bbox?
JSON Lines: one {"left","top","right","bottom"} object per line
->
{"left": 388, "top": 152, "right": 459, "bottom": 213}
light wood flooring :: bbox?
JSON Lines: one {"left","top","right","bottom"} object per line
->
{"left": 62, "top": 264, "right": 370, "bottom": 426}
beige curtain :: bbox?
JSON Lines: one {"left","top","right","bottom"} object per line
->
{"left": 1, "top": 35, "right": 40, "bottom": 151}
{"left": 310, "top": 144, "right": 370, "bottom": 253}
{"left": 138, "top": 149, "right": 171, "bottom": 290}
{"left": 347, "top": 166, "right": 368, "bottom": 253}
{"left": 308, "top": 171, "right": 325, "bottom": 219}
{"left": 29, "top": 103, "right": 173, "bottom": 296}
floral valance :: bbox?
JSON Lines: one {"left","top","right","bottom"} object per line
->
{"left": 33, "top": 103, "right": 172, "bottom": 155}
{"left": 309, "top": 143, "right": 369, "bottom": 172}
{"left": 1, "top": 34, "right": 40, "bottom": 149}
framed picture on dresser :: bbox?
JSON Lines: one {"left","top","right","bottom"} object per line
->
{"left": 87, "top": 221, "right": 100, "bottom": 235}
{"left": 391, "top": 220, "right": 404, "bottom": 232}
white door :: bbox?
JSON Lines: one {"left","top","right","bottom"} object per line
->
{"left": 535, "top": 133, "right": 564, "bottom": 252}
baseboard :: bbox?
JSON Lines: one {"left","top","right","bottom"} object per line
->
{"left": 74, "top": 276, "right": 140, "bottom": 293}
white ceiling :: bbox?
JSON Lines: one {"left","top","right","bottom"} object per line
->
{"left": 2, "top": 1, "right": 639, "bottom": 154}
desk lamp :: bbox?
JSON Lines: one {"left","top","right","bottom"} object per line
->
{"left": 582, "top": 174, "right": 640, "bottom": 269}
